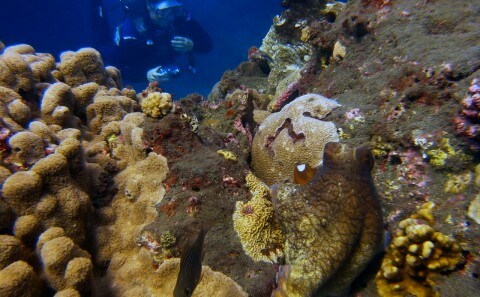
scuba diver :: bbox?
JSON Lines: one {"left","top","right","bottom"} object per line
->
{"left": 98, "top": 0, "right": 213, "bottom": 83}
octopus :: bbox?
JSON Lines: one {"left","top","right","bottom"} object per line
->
{"left": 271, "top": 142, "right": 384, "bottom": 297}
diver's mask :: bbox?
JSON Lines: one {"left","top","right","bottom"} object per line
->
{"left": 148, "top": 0, "right": 184, "bottom": 27}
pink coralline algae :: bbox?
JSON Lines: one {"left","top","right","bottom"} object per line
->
{"left": 397, "top": 149, "right": 430, "bottom": 189}
{"left": 221, "top": 174, "right": 239, "bottom": 188}
{"left": 454, "top": 78, "right": 480, "bottom": 151}
{"left": 345, "top": 108, "right": 364, "bottom": 122}
{"left": 186, "top": 196, "right": 201, "bottom": 215}
{"left": 137, "top": 231, "right": 162, "bottom": 255}
{"left": 271, "top": 82, "right": 299, "bottom": 111}
{"left": 234, "top": 117, "right": 253, "bottom": 145}
{"left": 223, "top": 133, "right": 239, "bottom": 146}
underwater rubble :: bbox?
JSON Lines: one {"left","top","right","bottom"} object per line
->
{"left": 1, "top": 0, "right": 480, "bottom": 296}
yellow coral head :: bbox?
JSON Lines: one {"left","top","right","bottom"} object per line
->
{"left": 141, "top": 91, "right": 173, "bottom": 118}
{"left": 217, "top": 150, "right": 237, "bottom": 161}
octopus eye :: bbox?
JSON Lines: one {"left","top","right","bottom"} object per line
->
{"left": 294, "top": 163, "right": 317, "bottom": 185}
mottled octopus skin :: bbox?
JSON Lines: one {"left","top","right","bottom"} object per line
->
{"left": 272, "top": 142, "right": 384, "bottom": 297}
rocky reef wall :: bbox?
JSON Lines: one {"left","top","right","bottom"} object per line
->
{"left": 1, "top": 0, "right": 480, "bottom": 296}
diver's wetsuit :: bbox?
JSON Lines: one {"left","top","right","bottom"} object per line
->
{"left": 99, "top": 1, "right": 212, "bottom": 83}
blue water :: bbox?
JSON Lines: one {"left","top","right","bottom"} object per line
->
{"left": 0, "top": 0, "right": 281, "bottom": 98}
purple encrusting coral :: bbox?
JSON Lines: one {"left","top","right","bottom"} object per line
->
{"left": 454, "top": 78, "right": 480, "bottom": 151}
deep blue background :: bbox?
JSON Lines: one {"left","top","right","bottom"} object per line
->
{"left": 0, "top": 0, "right": 281, "bottom": 98}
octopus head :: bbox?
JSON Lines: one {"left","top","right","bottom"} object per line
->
{"left": 323, "top": 142, "right": 374, "bottom": 173}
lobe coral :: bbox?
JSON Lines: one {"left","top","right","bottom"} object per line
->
{"left": 272, "top": 142, "right": 384, "bottom": 297}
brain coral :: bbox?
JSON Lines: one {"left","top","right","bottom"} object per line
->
{"left": 251, "top": 93, "right": 340, "bottom": 185}
{"left": 272, "top": 142, "right": 384, "bottom": 297}
{"left": 233, "top": 172, "right": 284, "bottom": 263}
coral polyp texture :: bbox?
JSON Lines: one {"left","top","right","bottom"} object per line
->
{"left": 233, "top": 172, "right": 284, "bottom": 263}
{"left": 0, "top": 43, "right": 139, "bottom": 296}
{"left": 272, "top": 142, "right": 384, "bottom": 297}
{"left": 138, "top": 258, "right": 248, "bottom": 296}
{"left": 57, "top": 48, "right": 118, "bottom": 88}
{"left": 140, "top": 91, "right": 173, "bottom": 118}
{"left": 376, "top": 203, "right": 464, "bottom": 297}
{"left": 37, "top": 227, "right": 93, "bottom": 295}
{"left": 251, "top": 93, "right": 340, "bottom": 185}
{"left": 0, "top": 260, "right": 42, "bottom": 297}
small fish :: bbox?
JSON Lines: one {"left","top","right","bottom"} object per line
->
{"left": 173, "top": 223, "right": 212, "bottom": 297}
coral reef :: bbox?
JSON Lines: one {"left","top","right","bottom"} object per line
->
{"left": 56, "top": 48, "right": 118, "bottom": 88}
{"left": 86, "top": 88, "right": 138, "bottom": 134}
{"left": 158, "top": 258, "right": 248, "bottom": 297}
{"left": 0, "top": 260, "right": 43, "bottom": 297}
{"left": 0, "top": 235, "right": 27, "bottom": 269}
{"left": 272, "top": 142, "right": 384, "bottom": 297}
{"left": 40, "top": 82, "right": 81, "bottom": 128}
{"left": 376, "top": 203, "right": 464, "bottom": 297}
{"left": 233, "top": 172, "right": 284, "bottom": 263}
{"left": 3, "top": 134, "right": 93, "bottom": 244}
{"left": 93, "top": 152, "right": 168, "bottom": 272}
{"left": 99, "top": 111, "right": 148, "bottom": 167}
{"left": 1, "top": 0, "right": 480, "bottom": 295}
{"left": 210, "top": 0, "right": 480, "bottom": 293}
{"left": 141, "top": 113, "right": 277, "bottom": 296}
{"left": 140, "top": 91, "right": 173, "bottom": 118}
{"left": 37, "top": 227, "right": 93, "bottom": 295}
{"left": 0, "top": 43, "right": 146, "bottom": 296}
{"left": 260, "top": 20, "right": 312, "bottom": 97}
{"left": 105, "top": 255, "right": 248, "bottom": 296}
{"left": 251, "top": 93, "right": 340, "bottom": 185}
{"left": 8, "top": 131, "right": 45, "bottom": 167}
{"left": 0, "top": 44, "right": 49, "bottom": 93}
